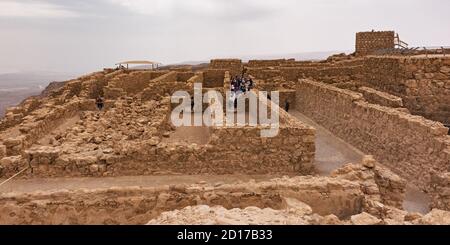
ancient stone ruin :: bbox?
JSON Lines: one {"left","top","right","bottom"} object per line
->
{"left": 0, "top": 31, "right": 449, "bottom": 225}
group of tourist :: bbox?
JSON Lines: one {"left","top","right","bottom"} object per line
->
{"left": 230, "top": 76, "right": 254, "bottom": 95}
{"left": 228, "top": 75, "right": 254, "bottom": 109}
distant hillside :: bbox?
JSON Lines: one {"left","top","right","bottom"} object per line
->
{"left": 0, "top": 72, "right": 76, "bottom": 117}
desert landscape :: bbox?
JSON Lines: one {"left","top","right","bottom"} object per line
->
{"left": 0, "top": 31, "right": 449, "bottom": 225}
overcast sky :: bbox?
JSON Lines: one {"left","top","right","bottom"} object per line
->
{"left": 0, "top": 0, "right": 449, "bottom": 74}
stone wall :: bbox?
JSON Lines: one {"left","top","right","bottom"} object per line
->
{"left": 248, "top": 59, "right": 295, "bottom": 68}
{"left": 0, "top": 89, "right": 316, "bottom": 178}
{"left": 358, "top": 86, "right": 404, "bottom": 108}
{"left": 355, "top": 31, "right": 395, "bottom": 56}
{"left": 277, "top": 90, "right": 296, "bottom": 111}
{"left": 363, "top": 56, "right": 450, "bottom": 124}
{"left": 249, "top": 56, "right": 449, "bottom": 124}
{"left": 248, "top": 59, "right": 365, "bottom": 86}
{"left": 210, "top": 59, "right": 242, "bottom": 77}
{"left": 140, "top": 72, "right": 179, "bottom": 100}
{"left": 331, "top": 158, "right": 407, "bottom": 209}
{"left": 140, "top": 72, "right": 196, "bottom": 100}
{"left": 430, "top": 172, "right": 450, "bottom": 211}
{"left": 0, "top": 176, "right": 364, "bottom": 224}
{"left": 105, "top": 71, "right": 169, "bottom": 99}
{"left": 295, "top": 79, "right": 450, "bottom": 191}
{"left": 203, "top": 69, "right": 226, "bottom": 88}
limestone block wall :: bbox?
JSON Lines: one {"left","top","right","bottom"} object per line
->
{"left": 248, "top": 68, "right": 282, "bottom": 80}
{"left": 105, "top": 71, "right": 169, "bottom": 98}
{"left": 1, "top": 91, "right": 316, "bottom": 178}
{"left": 177, "top": 72, "right": 196, "bottom": 83}
{"left": 248, "top": 59, "right": 365, "bottom": 86}
{"left": 141, "top": 72, "right": 194, "bottom": 100}
{"left": 295, "top": 80, "right": 450, "bottom": 191}
{"left": 248, "top": 59, "right": 295, "bottom": 68}
{"left": 129, "top": 93, "right": 315, "bottom": 176}
{"left": 277, "top": 90, "right": 296, "bottom": 111}
{"left": 279, "top": 65, "right": 364, "bottom": 84}
{"left": 0, "top": 177, "right": 364, "bottom": 224}
{"left": 0, "top": 98, "right": 99, "bottom": 172}
{"left": 358, "top": 86, "right": 404, "bottom": 108}
{"left": 0, "top": 71, "right": 118, "bottom": 131}
{"left": 331, "top": 161, "right": 407, "bottom": 209}
{"left": 210, "top": 59, "right": 242, "bottom": 77}
{"left": 207, "top": 125, "right": 315, "bottom": 175}
{"left": 363, "top": 56, "right": 450, "bottom": 124}
{"left": 430, "top": 172, "right": 450, "bottom": 211}
{"left": 18, "top": 99, "right": 95, "bottom": 149}
{"left": 250, "top": 56, "right": 449, "bottom": 124}
{"left": 0, "top": 98, "right": 41, "bottom": 131}
{"left": 355, "top": 31, "right": 395, "bottom": 56}
{"left": 203, "top": 69, "right": 226, "bottom": 88}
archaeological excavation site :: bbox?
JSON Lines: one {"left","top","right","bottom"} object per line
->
{"left": 0, "top": 31, "right": 449, "bottom": 225}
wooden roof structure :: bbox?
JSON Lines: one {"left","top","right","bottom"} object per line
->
{"left": 115, "top": 60, "right": 162, "bottom": 70}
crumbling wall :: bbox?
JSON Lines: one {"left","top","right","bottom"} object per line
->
{"left": 331, "top": 157, "right": 407, "bottom": 209}
{"left": 141, "top": 72, "right": 179, "bottom": 100}
{"left": 355, "top": 31, "right": 395, "bottom": 56}
{"left": 0, "top": 176, "right": 364, "bottom": 224}
{"left": 0, "top": 70, "right": 122, "bottom": 133}
{"left": 104, "top": 71, "right": 169, "bottom": 98}
{"left": 1, "top": 90, "right": 316, "bottom": 178}
{"left": 295, "top": 80, "right": 450, "bottom": 190}
{"left": 141, "top": 74, "right": 194, "bottom": 100}
{"left": 430, "top": 172, "right": 450, "bottom": 211}
{"left": 104, "top": 94, "right": 315, "bottom": 177}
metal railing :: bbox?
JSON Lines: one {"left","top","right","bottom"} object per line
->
{"left": 374, "top": 46, "right": 450, "bottom": 56}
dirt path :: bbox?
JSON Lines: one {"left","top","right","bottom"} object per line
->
{"left": 289, "top": 110, "right": 431, "bottom": 214}
{"left": 403, "top": 184, "right": 431, "bottom": 214}
{"left": 0, "top": 174, "right": 280, "bottom": 194}
{"left": 290, "top": 110, "right": 364, "bottom": 175}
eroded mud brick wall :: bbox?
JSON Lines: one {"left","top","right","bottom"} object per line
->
{"left": 295, "top": 80, "right": 450, "bottom": 191}
{"left": 355, "top": 31, "right": 395, "bottom": 56}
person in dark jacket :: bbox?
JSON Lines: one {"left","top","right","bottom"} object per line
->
{"left": 96, "top": 96, "right": 104, "bottom": 111}
{"left": 285, "top": 101, "right": 290, "bottom": 112}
